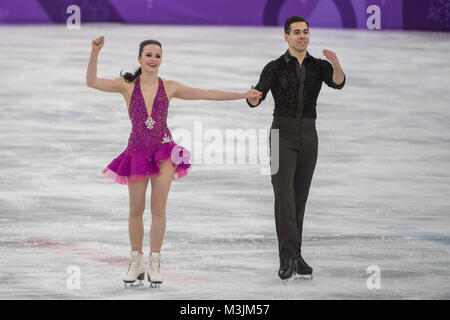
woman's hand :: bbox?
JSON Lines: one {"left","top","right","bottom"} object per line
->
{"left": 86, "top": 35, "right": 125, "bottom": 92}
{"left": 245, "top": 85, "right": 262, "bottom": 104}
{"left": 92, "top": 36, "right": 104, "bottom": 53}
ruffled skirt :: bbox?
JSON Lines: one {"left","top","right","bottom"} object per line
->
{"left": 102, "top": 142, "right": 191, "bottom": 185}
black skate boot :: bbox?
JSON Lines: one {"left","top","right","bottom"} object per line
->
{"left": 278, "top": 258, "right": 297, "bottom": 284}
{"left": 294, "top": 255, "right": 313, "bottom": 280}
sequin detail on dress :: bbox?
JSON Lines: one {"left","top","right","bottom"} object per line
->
{"left": 102, "top": 76, "right": 191, "bottom": 184}
{"left": 162, "top": 134, "right": 172, "bottom": 144}
{"left": 145, "top": 117, "right": 155, "bottom": 130}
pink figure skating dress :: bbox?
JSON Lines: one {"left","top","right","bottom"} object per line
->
{"left": 102, "top": 75, "right": 191, "bottom": 184}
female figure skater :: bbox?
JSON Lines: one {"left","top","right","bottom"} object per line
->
{"left": 86, "top": 36, "right": 261, "bottom": 287}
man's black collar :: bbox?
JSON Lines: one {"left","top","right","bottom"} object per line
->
{"left": 284, "top": 49, "right": 312, "bottom": 63}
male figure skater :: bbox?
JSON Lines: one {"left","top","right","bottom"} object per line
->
{"left": 247, "top": 16, "right": 346, "bottom": 281}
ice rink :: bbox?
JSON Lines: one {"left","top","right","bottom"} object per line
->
{"left": 0, "top": 24, "right": 449, "bottom": 299}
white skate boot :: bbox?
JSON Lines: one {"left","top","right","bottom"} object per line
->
{"left": 146, "top": 252, "right": 163, "bottom": 288}
{"left": 122, "top": 251, "right": 145, "bottom": 287}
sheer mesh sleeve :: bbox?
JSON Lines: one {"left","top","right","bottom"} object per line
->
{"left": 247, "top": 61, "right": 275, "bottom": 108}
{"left": 321, "top": 60, "right": 345, "bottom": 90}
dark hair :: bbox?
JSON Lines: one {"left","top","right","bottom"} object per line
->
{"left": 120, "top": 39, "right": 163, "bottom": 83}
{"left": 284, "top": 16, "right": 309, "bottom": 34}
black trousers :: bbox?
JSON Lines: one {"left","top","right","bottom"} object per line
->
{"left": 269, "top": 116, "right": 318, "bottom": 260}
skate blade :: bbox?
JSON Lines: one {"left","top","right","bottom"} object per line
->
{"left": 281, "top": 276, "right": 295, "bottom": 285}
{"left": 294, "top": 273, "right": 313, "bottom": 280}
{"left": 149, "top": 282, "right": 162, "bottom": 288}
{"left": 147, "top": 273, "right": 162, "bottom": 288}
{"left": 123, "top": 280, "right": 144, "bottom": 288}
{"left": 123, "top": 272, "right": 145, "bottom": 287}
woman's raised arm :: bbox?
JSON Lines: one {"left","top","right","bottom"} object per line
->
{"left": 86, "top": 36, "right": 125, "bottom": 93}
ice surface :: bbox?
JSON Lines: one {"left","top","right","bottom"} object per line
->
{"left": 0, "top": 24, "right": 449, "bottom": 299}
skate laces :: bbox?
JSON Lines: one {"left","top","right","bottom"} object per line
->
{"left": 150, "top": 259, "right": 159, "bottom": 271}
{"left": 127, "top": 255, "right": 141, "bottom": 272}
{"left": 149, "top": 254, "right": 160, "bottom": 272}
{"left": 298, "top": 256, "right": 309, "bottom": 268}
{"left": 280, "top": 258, "right": 292, "bottom": 270}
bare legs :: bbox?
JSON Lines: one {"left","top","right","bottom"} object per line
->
{"left": 149, "top": 158, "right": 175, "bottom": 252}
{"left": 127, "top": 157, "right": 175, "bottom": 253}
{"left": 128, "top": 176, "right": 149, "bottom": 252}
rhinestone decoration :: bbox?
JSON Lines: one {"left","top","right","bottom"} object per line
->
{"left": 145, "top": 117, "right": 155, "bottom": 130}
{"left": 162, "top": 134, "right": 172, "bottom": 144}
{"left": 103, "top": 75, "right": 191, "bottom": 185}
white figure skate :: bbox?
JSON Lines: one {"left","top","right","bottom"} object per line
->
{"left": 146, "top": 252, "right": 163, "bottom": 288}
{"left": 122, "top": 251, "right": 145, "bottom": 287}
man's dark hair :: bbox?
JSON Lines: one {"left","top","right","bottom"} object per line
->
{"left": 284, "top": 16, "right": 309, "bottom": 34}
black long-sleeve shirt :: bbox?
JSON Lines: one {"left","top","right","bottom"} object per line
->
{"left": 247, "top": 50, "right": 346, "bottom": 118}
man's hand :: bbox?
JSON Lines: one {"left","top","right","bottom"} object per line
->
{"left": 323, "top": 49, "right": 345, "bottom": 86}
{"left": 247, "top": 85, "right": 261, "bottom": 106}
{"left": 322, "top": 49, "right": 341, "bottom": 68}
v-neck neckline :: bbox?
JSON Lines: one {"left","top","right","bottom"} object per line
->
{"left": 139, "top": 75, "right": 160, "bottom": 119}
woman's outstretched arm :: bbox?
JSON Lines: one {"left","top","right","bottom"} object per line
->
{"left": 86, "top": 36, "right": 125, "bottom": 93}
{"left": 165, "top": 80, "right": 262, "bottom": 101}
